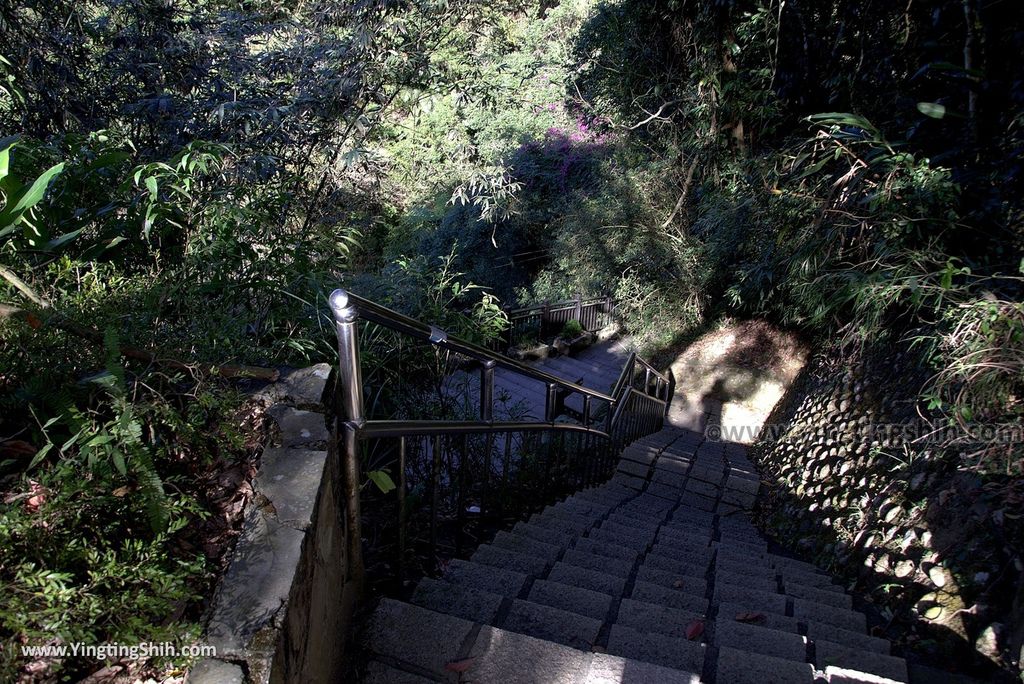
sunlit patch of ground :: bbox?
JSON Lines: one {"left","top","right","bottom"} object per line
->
{"left": 664, "top": 319, "right": 809, "bottom": 443}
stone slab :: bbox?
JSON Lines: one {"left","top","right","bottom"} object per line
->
{"left": 255, "top": 448, "right": 326, "bottom": 530}
{"left": 815, "top": 640, "right": 908, "bottom": 682}
{"left": 571, "top": 537, "right": 639, "bottom": 563}
{"left": 562, "top": 549, "right": 634, "bottom": 578}
{"left": 365, "top": 599, "right": 476, "bottom": 677}
{"left": 716, "top": 602, "right": 800, "bottom": 633}
{"left": 187, "top": 659, "right": 245, "bottom": 684}
{"left": 490, "top": 531, "right": 562, "bottom": 561}
{"left": 792, "top": 598, "right": 866, "bottom": 633}
{"left": 585, "top": 653, "right": 699, "bottom": 684}
{"left": 630, "top": 580, "right": 709, "bottom": 614}
{"left": 715, "top": 645, "right": 815, "bottom": 684}
{"left": 206, "top": 506, "right": 305, "bottom": 657}
{"left": 714, "top": 583, "right": 788, "bottom": 614}
{"left": 528, "top": 579, "right": 614, "bottom": 621}
{"left": 616, "top": 598, "right": 704, "bottom": 638}
{"left": 548, "top": 562, "right": 626, "bottom": 596}
{"left": 443, "top": 559, "right": 528, "bottom": 598}
{"left": 714, "top": 618, "right": 808, "bottom": 661}
{"left": 784, "top": 581, "right": 852, "bottom": 609}
{"left": 606, "top": 624, "right": 705, "bottom": 673}
{"left": 466, "top": 625, "right": 588, "bottom": 684}
{"left": 502, "top": 599, "right": 602, "bottom": 650}
{"left": 411, "top": 577, "right": 503, "bottom": 624}
{"left": 636, "top": 563, "right": 707, "bottom": 590}
{"left": 471, "top": 544, "right": 550, "bottom": 577}
{"left": 806, "top": 621, "right": 890, "bottom": 654}
{"left": 266, "top": 405, "right": 328, "bottom": 447}
{"left": 363, "top": 661, "right": 434, "bottom": 684}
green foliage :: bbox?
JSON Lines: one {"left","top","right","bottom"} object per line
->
{"left": 561, "top": 319, "right": 584, "bottom": 338}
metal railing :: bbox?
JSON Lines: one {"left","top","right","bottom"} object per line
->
{"left": 499, "top": 294, "right": 616, "bottom": 349}
{"left": 328, "top": 289, "right": 672, "bottom": 592}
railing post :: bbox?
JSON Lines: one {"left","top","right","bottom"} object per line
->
{"left": 665, "top": 369, "right": 676, "bottom": 419}
{"left": 480, "top": 360, "right": 495, "bottom": 422}
{"left": 573, "top": 292, "right": 582, "bottom": 325}
{"left": 329, "top": 289, "right": 366, "bottom": 592}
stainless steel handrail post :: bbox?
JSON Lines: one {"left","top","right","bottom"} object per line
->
{"left": 329, "top": 289, "right": 366, "bottom": 591}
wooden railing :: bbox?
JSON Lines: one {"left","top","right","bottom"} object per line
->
{"left": 499, "top": 294, "right": 616, "bottom": 349}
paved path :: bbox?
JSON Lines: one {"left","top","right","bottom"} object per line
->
{"left": 359, "top": 423, "right": 910, "bottom": 683}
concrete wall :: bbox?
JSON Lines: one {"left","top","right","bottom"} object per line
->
{"left": 189, "top": 365, "right": 359, "bottom": 684}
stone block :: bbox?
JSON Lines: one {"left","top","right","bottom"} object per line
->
{"left": 606, "top": 624, "right": 705, "bottom": 673}
{"left": 364, "top": 599, "right": 476, "bottom": 677}
{"left": 815, "top": 640, "right": 908, "bottom": 682}
{"left": 411, "top": 577, "right": 503, "bottom": 624}
{"left": 443, "top": 559, "right": 528, "bottom": 598}
{"left": 562, "top": 549, "right": 633, "bottom": 578}
{"left": 630, "top": 580, "right": 709, "bottom": 614}
{"left": 585, "top": 653, "right": 699, "bottom": 684}
{"left": 616, "top": 598, "right": 705, "bottom": 638}
{"left": 715, "top": 618, "right": 808, "bottom": 661}
{"left": 467, "top": 625, "right": 588, "bottom": 684}
{"left": 547, "top": 562, "right": 626, "bottom": 596}
{"left": 206, "top": 506, "right": 305, "bottom": 658}
{"left": 256, "top": 448, "right": 326, "bottom": 530}
{"left": 528, "top": 579, "right": 614, "bottom": 621}
{"left": 715, "top": 645, "right": 815, "bottom": 684}
{"left": 502, "top": 599, "right": 602, "bottom": 650}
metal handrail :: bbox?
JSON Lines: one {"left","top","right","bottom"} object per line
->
{"left": 327, "top": 287, "right": 673, "bottom": 593}
{"left": 330, "top": 289, "right": 616, "bottom": 405}
{"left": 359, "top": 419, "right": 611, "bottom": 439}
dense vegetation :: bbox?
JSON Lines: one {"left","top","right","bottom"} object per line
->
{"left": 1, "top": 0, "right": 1021, "bottom": 680}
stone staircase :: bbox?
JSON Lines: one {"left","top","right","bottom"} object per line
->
{"left": 358, "top": 423, "right": 911, "bottom": 684}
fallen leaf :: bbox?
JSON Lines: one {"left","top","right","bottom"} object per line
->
{"left": 112, "top": 486, "right": 131, "bottom": 497}
{"left": 25, "top": 313, "right": 43, "bottom": 329}
{"left": 445, "top": 658, "right": 475, "bottom": 673}
{"left": 673, "top": 579, "right": 685, "bottom": 588}
{"left": 735, "top": 612, "right": 766, "bottom": 623}
{"left": 685, "top": 619, "right": 704, "bottom": 640}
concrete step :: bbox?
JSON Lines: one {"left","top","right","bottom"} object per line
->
{"left": 465, "top": 623, "right": 589, "bottom": 683}
{"left": 584, "top": 652, "right": 700, "bottom": 684}
{"left": 364, "top": 598, "right": 477, "bottom": 678}
{"left": 571, "top": 536, "right": 639, "bottom": 563}
{"left": 410, "top": 577, "right": 503, "bottom": 624}
{"left": 512, "top": 521, "right": 574, "bottom": 549}
{"left": 471, "top": 544, "right": 551, "bottom": 577}
{"left": 606, "top": 623, "right": 706, "bottom": 674}
{"left": 815, "top": 639, "right": 909, "bottom": 682}
{"left": 716, "top": 645, "right": 815, "bottom": 684}
{"left": 616, "top": 597, "right": 706, "bottom": 638}
{"left": 562, "top": 548, "right": 634, "bottom": 578}
{"left": 806, "top": 621, "right": 891, "bottom": 654}
{"left": 442, "top": 558, "right": 528, "bottom": 598}
{"left": 791, "top": 597, "right": 866, "bottom": 633}
{"left": 636, "top": 561, "right": 708, "bottom": 590}
{"left": 547, "top": 561, "right": 627, "bottom": 596}
{"left": 825, "top": 665, "right": 907, "bottom": 684}
{"left": 713, "top": 617, "right": 808, "bottom": 661}
{"left": 502, "top": 598, "right": 602, "bottom": 650}
{"left": 716, "top": 601, "right": 801, "bottom": 633}
{"left": 489, "top": 530, "right": 562, "bottom": 562}
{"left": 713, "top": 581, "right": 788, "bottom": 614}
{"left": 630, "top": 580, "right": 709, "bottom": 614}
{"left": 784, "top": 580, "right": 853, "bottom": 609}
{"left": 528, "top": 578, "right": 614, "bottom": 621}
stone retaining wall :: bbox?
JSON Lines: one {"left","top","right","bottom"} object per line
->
{"left": 750, "top": 339, "right": 1021, "bottom": 679}
{"left": 189, "top": 365, "right": 356, "bottom": 684}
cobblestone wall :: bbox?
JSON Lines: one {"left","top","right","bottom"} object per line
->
{"left": 751, "top": 340, "right": 1022, "bottom": 679}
